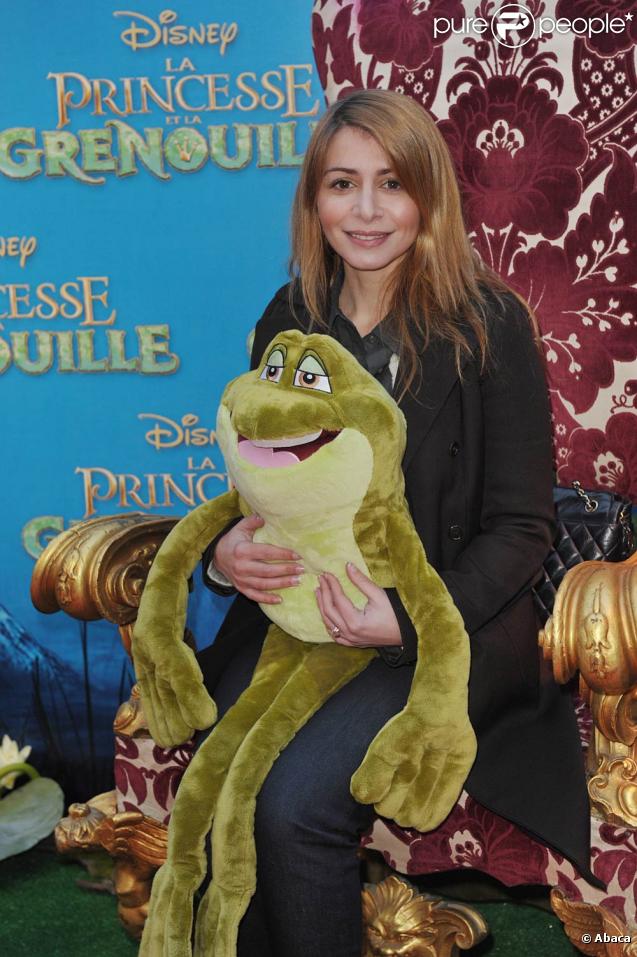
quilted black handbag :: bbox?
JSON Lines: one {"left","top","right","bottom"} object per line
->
{"left": 533, "top": 481, "right": 635, "bottom": 624}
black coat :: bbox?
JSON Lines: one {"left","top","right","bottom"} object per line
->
{"left": 198, "top": 283, "right": 594, "bottom": 882}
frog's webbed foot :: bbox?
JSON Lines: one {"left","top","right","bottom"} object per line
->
{"left": 139, "top": 861, "right": 202, "bottom": 957}
{"left": 136, "top": 640, "right": 217, "bottom": 747}
{"left": 350, "top": 711, "right": 477, "bottom": 831}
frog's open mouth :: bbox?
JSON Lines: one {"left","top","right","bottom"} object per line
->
{"left": 237, "top": 429, "right": 340, "bottom": 468}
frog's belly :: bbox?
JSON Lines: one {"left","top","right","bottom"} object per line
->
{"left": 254, "top": 523, "right": 371, "bottom": 644}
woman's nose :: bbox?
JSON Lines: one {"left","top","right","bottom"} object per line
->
{"left": 353, "top": 184, "right": 381, "bottom": 222}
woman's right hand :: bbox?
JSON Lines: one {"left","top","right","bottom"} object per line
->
{"left": 213, "top": 514, "right": 304, "bottom": 604}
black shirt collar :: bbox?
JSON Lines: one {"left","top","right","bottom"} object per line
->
{"left": 326, "top": 269, "right": 399, "bottom": 394}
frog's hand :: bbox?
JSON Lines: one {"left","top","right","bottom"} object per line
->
{"left": 350, "top": 508, "right": 477, "bottom": 832}
{"left": 132, "top": 489, "right": 241, "bottom": 748}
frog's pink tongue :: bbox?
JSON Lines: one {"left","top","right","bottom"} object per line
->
{"left": 238, "top": 440, "right": 300, "bottom": 469}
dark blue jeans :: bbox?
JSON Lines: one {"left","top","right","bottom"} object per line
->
{"left": 206, "top": 631, "right": 415, "bottom": 957}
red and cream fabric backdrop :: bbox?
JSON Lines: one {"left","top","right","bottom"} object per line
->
{"left": 312, "top": 0, "right": 637, "bottom": 501}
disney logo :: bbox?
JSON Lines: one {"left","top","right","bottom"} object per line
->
{"left": 139, "top": 412, "right": 217, "bottom": 450}
{"left": 113, "top": 10, "right": 238, "bottom": 54}
{"left": 0, "top": 235, "right": 37, "bottom": 268}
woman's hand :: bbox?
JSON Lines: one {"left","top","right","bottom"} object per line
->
{"left": 314, "top": 563, "right": 402, "bottom": 647}
{"left": 214, "top": 515, "right": 304, "bottom": 605}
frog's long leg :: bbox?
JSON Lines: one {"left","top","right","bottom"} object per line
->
{"left": 351, "top": 509, "right": 477, "bottom": 831}
{"left": 139, "top": 625, "right": 312, "bottom": 957}
{"left": 133, "top": 489, "right": 242, "bottom": 748}
{"left": 193, "top": 641, "right": 376, "bottom": 957}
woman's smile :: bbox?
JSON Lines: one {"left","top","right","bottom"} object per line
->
{"left": 344, "top": 230, "right": 393, "bottom": 247}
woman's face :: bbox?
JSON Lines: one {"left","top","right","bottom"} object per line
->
{"left": 316, "top": 126, "right": 421, "bottom": 279}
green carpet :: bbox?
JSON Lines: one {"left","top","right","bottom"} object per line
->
{"left": 0, "top": 845, "right": 581, "bottom": 955}
{"left": 467, "top": 901, "right": 580, "bottom": 956}
{"left": 0, "top": 844, "right": 138, "bottom": 957}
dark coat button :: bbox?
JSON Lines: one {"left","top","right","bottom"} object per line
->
{"left": 448, "top": 524, "right": 463, "bottom": 541}
{"left": 449, "top": 441, "right": 460, "bottom": 457}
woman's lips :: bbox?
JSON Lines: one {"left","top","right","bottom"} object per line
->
{"left": 237, "top": 430, "right": 340, "bottom": 469}
{"left": 345, "top": 231, "right": 391, "bottom": 248}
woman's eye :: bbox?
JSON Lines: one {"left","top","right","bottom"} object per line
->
{"left": 330, "top": 178, "right": 353, "bottom": 190}
{"left": 293, "top": 368, "right": 332, "bottom": 393}
{"left": 260, "top": 364, "right": 283, "bottom": 383}
{"left": 383, "top": 179, "right": 402, "bottom": 190}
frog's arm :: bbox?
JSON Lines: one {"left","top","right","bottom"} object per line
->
{"left": 350, "top": 508, "right": 477, "bottom": 831}
{"left": 132, "top": 489, "right": 241, "bottom": 748}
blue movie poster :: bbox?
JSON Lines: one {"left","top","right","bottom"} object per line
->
{"left": 0, "top": 1, "right": 323, "bottom": 800}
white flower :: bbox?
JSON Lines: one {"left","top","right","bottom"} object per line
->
{"left": 0, "top": 734, "right": 32, "bottom": 789}
{"left": 594, "top": 451, "right": 624, "bottom": 487}
{"left": 449, "top": 829, "right": 484, "bottom": 865}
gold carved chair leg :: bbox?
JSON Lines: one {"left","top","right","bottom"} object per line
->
{"left": 54, "top": 779, "right": 168, "bottom": 938}
{"left": 550, "top": 889, "right": 637, "bottom": 957}
{"left": 362, "top": 875, "right": 489, "bottom": 957}
{"left": 96, "top": 809, "right": 168, "bottom": 938}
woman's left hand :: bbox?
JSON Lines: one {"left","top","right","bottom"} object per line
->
{"left": 315, "top": 563, "right": 402, "bottom": 647}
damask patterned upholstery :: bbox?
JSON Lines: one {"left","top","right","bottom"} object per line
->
{"left": 311, "top": 0, "right": 637, "bottom": 506}
{"left": 114, "top": 736, "right": 195, "bottom": 826}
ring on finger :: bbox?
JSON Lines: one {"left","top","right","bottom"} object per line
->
{"left": 330, "top": 624, "right": 342, "bottom": 638}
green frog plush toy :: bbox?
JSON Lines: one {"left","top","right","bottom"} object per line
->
{"left": 133, "top": 330, "right": 476, "bottom": 957}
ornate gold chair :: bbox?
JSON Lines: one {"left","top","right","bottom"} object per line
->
{"left": 31, "top": 514, "right": 637, "bottom": 956}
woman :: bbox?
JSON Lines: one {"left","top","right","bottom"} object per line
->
{"left": 198, "top": 89, "right": 592, "bottom": 957}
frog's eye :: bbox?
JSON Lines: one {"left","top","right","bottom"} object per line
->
{"left": 260, "top": 346, "right": 285, "bottom": 384}
{"left": 293, "top": 354, "right": 332, "bottom": 394}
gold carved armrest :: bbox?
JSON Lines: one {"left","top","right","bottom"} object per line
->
{"left": 539, "top": 552, "right": 637, "bottom": 825}
{"left": 30, "top": 514, "right": 178, "bottom": 653}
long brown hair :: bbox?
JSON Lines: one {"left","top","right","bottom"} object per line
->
{"left": 289, "top": 89, "right": 514, "bottom": 397}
